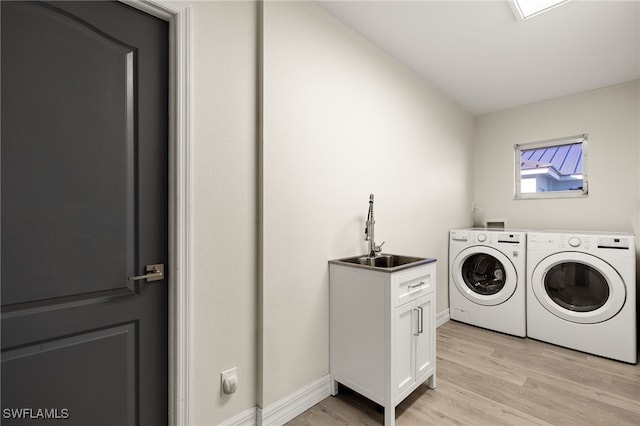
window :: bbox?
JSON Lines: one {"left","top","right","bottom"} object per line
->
{"left": 514, "top": 134, "right": 588, "bottom": 199}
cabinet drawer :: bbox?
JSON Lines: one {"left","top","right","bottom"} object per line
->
{"left": 395, "top": 264, "right": 435, "bottom": 306}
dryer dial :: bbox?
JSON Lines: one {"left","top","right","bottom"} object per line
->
{"left": 477, "top": 233, "right": 487, "bottom": 242}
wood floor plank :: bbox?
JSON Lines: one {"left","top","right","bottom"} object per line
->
{"left": 437, "top": 338, "right": 529, "bottom": 387}
{"left": 491, "top": 347, "right": 640, "bottom": 408}
{"left": 286, "top": 321, "right": 640, "bottom": 426}
{"left": 436, "top": 358, "right": 582, "bottom": 425}
{"left": 521, "top": 377, "right": 640, "bottom": 425}
{"left": 405, "top": 380, "right": 553, "bottom": 426}
{"left": 317, "top": 386, "right": 383, "bottom": 425}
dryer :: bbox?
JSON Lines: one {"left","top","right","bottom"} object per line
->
{"left": 527, "top": 231, "right": 636, "bottom": 364}
{"left": 449, "top": 229, "right": 526, "bottom": 337}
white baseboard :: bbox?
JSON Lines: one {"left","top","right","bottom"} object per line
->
{"left": 218, "top": 407, "right": 257, "bottom": 426}
{"left": 436, "top": 308, "right": 450, "bottom": 328}
{"left": 220, "top": 313, "right": 451, "bottom": 426}
{"left": 257, "top": 375, "right": 331, "bottom": 426}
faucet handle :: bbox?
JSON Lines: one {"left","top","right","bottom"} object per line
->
{"left": 375, "top": 241, "right": 385, "bottom": 253}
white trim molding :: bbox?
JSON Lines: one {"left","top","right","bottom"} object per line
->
{"left": 257, "top": 376, "right": 331, "bottom": 426}
{"left": 436, "top": 309, "right": 450, "bottom": 328}
{"left": 119, "top": 2, "right": 192, "bottom": 425}
{"left": 219, "top": 407, "right": 257, "bottom": 426}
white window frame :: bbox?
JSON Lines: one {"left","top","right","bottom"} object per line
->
{"left": 514, "top": 134, "right": 588, "bottom": 200}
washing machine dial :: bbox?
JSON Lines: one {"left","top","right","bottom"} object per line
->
{"left": 477, "top": 233, "right": 487, "bottom": 242}
{"left": 568, "top": 237, "right": 582, "bottom": 248}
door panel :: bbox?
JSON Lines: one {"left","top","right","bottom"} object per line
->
{"left": 2, "top": 1, "right": 136, "bottom": 306}
{"left": 394, "top": 302, "right": 415, "bottom": 399}
{"left": 1, "top": 2, "right": 168, "bottom": 425}
{"left": 3, "top": 324, "right": 136, "bottom": 425}
{"left": 415, "top": 294, "right": 433, "bottom": 381}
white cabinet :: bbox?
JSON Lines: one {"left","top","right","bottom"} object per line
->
{"left": 329, "top": 259, "right": 436, "bottom": 426}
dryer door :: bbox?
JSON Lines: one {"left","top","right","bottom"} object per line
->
{"left": 531, "top": 252, "right": 626, "bottom": 324}
{"left": 452, "top": 246, "right": 518, "bottom": 306}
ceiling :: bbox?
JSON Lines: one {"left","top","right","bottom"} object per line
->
{"left": 316, "top": 0, "right": 640, "bottom": 115}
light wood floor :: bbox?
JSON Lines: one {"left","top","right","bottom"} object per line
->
{"left": 287, "top": 320, "right": 640, "bottom": 425}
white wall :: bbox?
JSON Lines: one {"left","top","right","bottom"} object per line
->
{"left": 261, "top": 0, "right": 474, "bottom": 409}
{"left": 187, "top": 1, "right": 638, "bottom": 424}
{"left": 191, "top": 1, "right": 258, "bottom": 424}
{"left": 473, "top": 80, "right": 640, "bottom": 235}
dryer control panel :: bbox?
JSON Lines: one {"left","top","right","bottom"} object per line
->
{"left": 528, "top": 232, "right": 634, "bottom": 256}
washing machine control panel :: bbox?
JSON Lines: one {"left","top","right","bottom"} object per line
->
{"left": 450, "top": 229, "right": 524, "bottom": 246}
{"left": 450, "top": 230, "right": 469, "bottom": 243}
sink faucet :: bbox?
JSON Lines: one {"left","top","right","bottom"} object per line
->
{"left": 365, "top": 193, "right": 385, "bottom": 257}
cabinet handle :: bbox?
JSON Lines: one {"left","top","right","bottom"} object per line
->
{"left": 413, "top": 308, "right": 420, "bottom": 336}
{"left": 418, "top": 306, "right": 424, "bottom": 334}
{"left": 407, "top": 281, "right": 425, "bottom": 294}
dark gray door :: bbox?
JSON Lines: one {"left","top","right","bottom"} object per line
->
{"left": 1, "top": 1, "right": 168, "bottom": 424}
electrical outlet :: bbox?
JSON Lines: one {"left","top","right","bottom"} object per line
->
{"left": 220, "top": 367, "right": 238, "bottom": 396}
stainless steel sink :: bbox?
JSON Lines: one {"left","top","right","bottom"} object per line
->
{"left": 331, "top": 254, "right": 434, "bottom": 271}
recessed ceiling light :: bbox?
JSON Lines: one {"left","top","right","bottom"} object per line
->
{"left": 511, "top": 0, "right": 572, "bottom": 20}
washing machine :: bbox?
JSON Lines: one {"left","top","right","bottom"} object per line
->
{"left": 527, "top": 231, "right": 636, "bottom": 364}
{"left": 449, "top": 229, "right": 527, "bottom": 337}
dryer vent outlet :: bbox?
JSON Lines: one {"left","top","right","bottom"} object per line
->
{"left": 485, "top": 219, "right": 506, "bottom": 229}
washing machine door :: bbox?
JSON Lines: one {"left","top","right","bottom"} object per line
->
{"left": 531, "top": 252, "right": 626, "bottom": 324}
{"left": 452, "top": 246, "right": 518, "bottom": 306}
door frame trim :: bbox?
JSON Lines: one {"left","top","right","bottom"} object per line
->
{"left": 120, "top": 2, "right": 191, "bottom": 425}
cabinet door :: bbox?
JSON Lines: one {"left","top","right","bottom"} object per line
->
{"left": 394, "top": 301, "right": 416, "bottom": 398}
{"left": 415, "top": 294, "right": 434, "bottom": 382}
